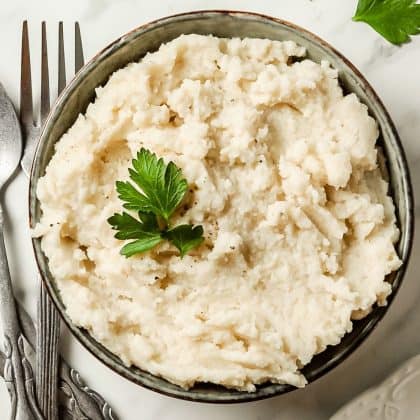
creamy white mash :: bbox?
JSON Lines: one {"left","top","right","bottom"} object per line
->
{"left": 34, "top": 35, "right": 401, "bottom": 391}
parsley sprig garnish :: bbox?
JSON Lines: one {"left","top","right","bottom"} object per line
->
{"left": 353, "top": 0, "right": 420, "bottom": 45}
{"left": 108, "top": 148, "right": 204, "bottom": 258}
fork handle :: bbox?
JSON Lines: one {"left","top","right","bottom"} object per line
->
{"left": 36, "top": 283, "right": 60, "bottom": 420}
{"left": 0, "top": 211, "right": 43, "bottom": 420}
{"left": 59, "top": 364, "right": 116, "bottom": 419}
{"left": 9, "top": 281, "right": 118, "bottom": 419}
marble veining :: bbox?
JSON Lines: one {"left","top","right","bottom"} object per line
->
{"left": 0, "top": 1, "right": 419, "bottom": 419}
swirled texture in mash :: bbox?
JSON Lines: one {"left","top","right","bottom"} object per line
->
{"left": 35, "top": 35, "right": 401, "bottom": 390}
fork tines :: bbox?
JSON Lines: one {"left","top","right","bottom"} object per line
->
{"left": 58, "top": 22, "right": 66, "bottom": 94}
{"left": 40, "top": 22, "right": 50, "bottom": 124}
{"left": 20, "top": 21, "right": 33, "bottom": 130}
{"left": 75, "top": 22, "right": 84, "bottom": 74}
{"left": 20, "top": 21, "right": 85, "bottom": 176}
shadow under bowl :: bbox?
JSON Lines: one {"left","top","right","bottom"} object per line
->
{"left": 29, "top": 10, "right": 414, "bottom": 403}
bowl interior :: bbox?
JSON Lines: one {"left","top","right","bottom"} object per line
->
{"left": 30, "top": 11, "right": 413, "bottom": 403}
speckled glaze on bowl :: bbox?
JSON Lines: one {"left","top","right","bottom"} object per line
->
{"left": 29, "top": 11, "right": 414, "bottom": 403}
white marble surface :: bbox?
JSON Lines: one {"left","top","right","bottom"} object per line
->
{"left": 331, "top": 355, "right": 420, "bottom": 420}
{"left": 0, "top": 0, "right": 419, "bottom": 418}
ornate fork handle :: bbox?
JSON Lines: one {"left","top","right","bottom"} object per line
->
{"left": 59, "top": 364, "right": 116, "bottom": 419}
{"left": 3, "top": 336, "right": 43, "bottom": 420}
{"left": 0, "top": 211, "right": 43, "bottom": 420}
{"left": 8, "top": 296, "right": 119, "bottom": 419}
{"left": 0, "top": 208, "right": 117, "bottom": 418}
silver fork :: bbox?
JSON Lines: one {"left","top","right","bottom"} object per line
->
{"left": 20, "top": 21, "right": 117, "bottom": 420}
{"left": 20, "top": 21, "right": 80, "bottom": 419}
{"left": 21, "top": 21, "right": 83, "bottom": 420}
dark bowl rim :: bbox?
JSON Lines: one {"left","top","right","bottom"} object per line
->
{"left": 29, "top": 9, "right": 415, "bottom": 404}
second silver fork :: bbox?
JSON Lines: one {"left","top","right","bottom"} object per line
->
{"left": 20, "top": 21, "right": 117, "bottom": 420}
{"left": 20, "top": 21, "right": 84, "bottom": 420}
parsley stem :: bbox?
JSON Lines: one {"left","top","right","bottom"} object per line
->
{"left": 157, "top": 216, "right": 168, "bottom": 231}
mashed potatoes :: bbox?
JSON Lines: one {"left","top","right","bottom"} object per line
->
{"left": 34, "top": 35, "right": 401, "bottom": 391}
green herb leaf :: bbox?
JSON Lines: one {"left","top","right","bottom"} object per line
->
{"left": 353, "top": 0, "right": 420, "bottom": 45}
{"left": 108, "top": 148, "right": 204, "bottom": 258}
{"left": 165, "top": 225, "right": 205, "bottom": 258}
{"left": 115, "top": 181, "right": 151, "bottom": 212}
{"left": 120, "top": 235, "right": 164, "bottom": 257}
{"left": 108, "top": 212, "right": 159, "bottom": 240}
{"left": 108, "top": 211, "right": 163, "bottom": 257}
{"left": 118, "top": 148, "right": 187, "bottom": 223}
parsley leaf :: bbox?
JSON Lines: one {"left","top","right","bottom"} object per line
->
{"left": 108, "top": 148, "right": 204, "bottom": 258}
{"left": 164, "top": 225, "right": 205, "bottom": 258}
{"left": 117, "top": 148, "right": 187, "bottom": 223}
{"left": 353, "top": 0, "right": 420, "bottom": 45}
{"left": 108, "top": 212, "right": 160, "bottom": 240}
{"left": 108, "top": 211, "right": 163, "bottom": 257}
{"left": 120, "top": 236, "right": 164, "bottom": 257}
